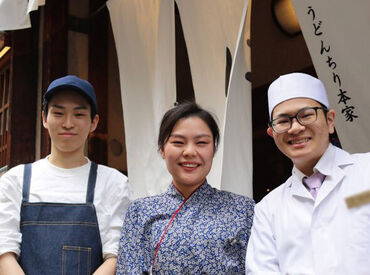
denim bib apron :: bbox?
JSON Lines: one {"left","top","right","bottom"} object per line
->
{"left": 19, "top": 162, "right": 103, "bottom": 275}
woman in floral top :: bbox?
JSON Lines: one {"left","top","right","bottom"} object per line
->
{"left": 116, "top": 102, "right": 255, "bottom": 274}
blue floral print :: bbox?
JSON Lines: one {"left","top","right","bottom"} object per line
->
{"left": 116, "top": 182, "right": 254, "bottom": 274}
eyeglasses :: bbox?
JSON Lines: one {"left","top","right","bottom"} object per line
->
{"left": 269, "top": 107, "right": 328, "bottom": 134}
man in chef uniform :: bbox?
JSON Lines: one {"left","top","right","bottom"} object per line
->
{"left": 246, "top": 72, "right": 370, "bottom": 275}
{"left": 0, "top": 75, "right": 132, "bottom": 275}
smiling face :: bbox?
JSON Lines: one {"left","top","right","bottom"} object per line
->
{"left": 267, "top": 98, "right": 335, "bottom": 175}
{"left": 42, "top": 90, "right": 99, "bottom": 157}
{"left": 161, "top": 116, "right": 215, "bottom": 198}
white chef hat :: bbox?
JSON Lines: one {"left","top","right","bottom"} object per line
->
{"left": 268, "top": 72, "right": 329, "bottom": 119}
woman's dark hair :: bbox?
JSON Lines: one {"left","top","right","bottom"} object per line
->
{"left": 158, "top": 101, "right": 220, "bottom": 152}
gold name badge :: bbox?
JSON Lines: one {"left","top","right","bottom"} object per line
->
{"left": 345, "top": 190, "right": 370, "bottom": 209}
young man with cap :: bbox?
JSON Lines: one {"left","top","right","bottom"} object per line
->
{"left": 0, "top": 75, "right": 132, "bottom": 275}
{"left": 246, "top": 72, "right": 370, "bottom": 274}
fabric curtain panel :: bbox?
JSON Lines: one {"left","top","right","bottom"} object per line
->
{"left": 28, "top": 0, "right": 45, "bottom": 13}
{"left": 221, "top": 1, "right": 253, "bottom": 197}
{"left": 108, "top": 0, "right": 252, "bottom": 198}
{"left": 107, "top": 0, "right": 175, "bottom": 198}
{"left": 175, "top": 0, "right": 251, "bottom": 193}
{"left": 0, "top": 0, "right": 30, "bottom": 30}
{"left": 0, "top": 0, "right": 45, "bottom": 31}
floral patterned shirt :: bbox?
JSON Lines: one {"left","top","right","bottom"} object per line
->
{"left": 116, "top": 182, "right": 255, "bottom": 274}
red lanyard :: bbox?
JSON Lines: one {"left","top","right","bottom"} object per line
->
{"left": 151, "top": 197, "right": 188, "bottom": 271}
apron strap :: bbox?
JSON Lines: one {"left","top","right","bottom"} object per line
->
{"left": 22, "top": 163, "right": 32, "bottom": 203}
{"left": 86, "top": 162, "right": 98, "bottom": 203}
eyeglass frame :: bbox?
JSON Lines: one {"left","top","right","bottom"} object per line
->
{"left": 268, "top": 106, "right": 329, "bottom": 134}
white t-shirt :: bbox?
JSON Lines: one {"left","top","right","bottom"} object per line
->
{"left": 0, "top": 157, "right": 132, "bottom": 259}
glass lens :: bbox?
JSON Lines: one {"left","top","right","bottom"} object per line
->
{"left": 272, "top": 116, "right": 291, "bottom": 133}
{"left": 297, "top": 108, "right": 317, "bottom": 125}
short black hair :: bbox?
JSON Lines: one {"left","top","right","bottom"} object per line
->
{"left": 158, "top": 101, "right": 220, "bottom": 152}
{"left": 42, "top": 90, "right": 97, "bottom": 121}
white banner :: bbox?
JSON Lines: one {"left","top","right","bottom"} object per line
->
{"left": 292, "top": 1, "right": 370, "bottom": 153}
{"left": 107, "top": 0, "right": 175, "bottom": 198}
{"left": 175, "top": 0, "right": 248, "bottom": 190}
{"left": 0, "top": 0, "right": 30, "bottom": 30}
{"left": 221, "top": 0, "right": 253, "bottom": 197}
{"left": 0, "top": 0, "right": 45, "bottom": 31}
{"left": 28, "top": 0, "right": 45, "bottom": 13}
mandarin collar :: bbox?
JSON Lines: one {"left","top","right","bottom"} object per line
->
{"left": 165, "top": 181, "right": 214, "bottom": 201}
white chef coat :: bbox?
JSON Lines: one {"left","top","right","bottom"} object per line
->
{"left": 246, "top": 144, "right": 370, "bottom": 275}
{"left": 0, "top": 157, "right": 132, "bottom": 259}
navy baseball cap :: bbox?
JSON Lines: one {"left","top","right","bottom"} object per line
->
{"left": 44, "top": 75, "right": 98, "bottom": 115}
